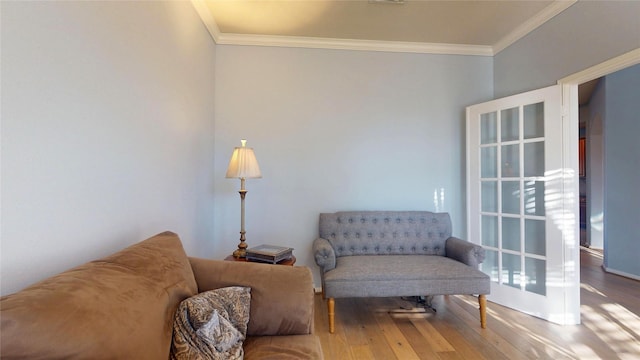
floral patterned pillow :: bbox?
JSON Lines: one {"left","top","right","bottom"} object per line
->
{"left": 171, "top": 286, "right": 251, "bottom": 360}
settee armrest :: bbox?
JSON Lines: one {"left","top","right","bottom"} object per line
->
{"left": 313, "top": 237, "right": 336, "bottom": 272}
{"left": 445, "top": 237, "right": 486, "bottom": 267}
{"left": 188, "top": 257, "right": 314, "bottom": 337}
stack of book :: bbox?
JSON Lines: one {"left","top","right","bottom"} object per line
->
{"left": 246, "top": 244, "right": 293, "bottom": 264}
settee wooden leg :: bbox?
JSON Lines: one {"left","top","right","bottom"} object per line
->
{"left": 328, "top": 297, "right": 335, "bottom": 334}
{"left": 479, "top": 294, "right": 487, "bottom": 329}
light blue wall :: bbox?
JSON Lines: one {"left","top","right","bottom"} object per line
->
{"left": 494, "top": 1, "right": 640, "bottom": 98}
{"left": 602, "top": 64, "right": 640, "bottom": 277}
{"left": 1, "top": 1, "right": 217, "bottom": 295}
{"left": 213, "top": 45, "right": 493, "bottom": 286}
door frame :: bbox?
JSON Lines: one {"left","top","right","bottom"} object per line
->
{"left": 558, "top": 47, "right": 640, "bottom": 296}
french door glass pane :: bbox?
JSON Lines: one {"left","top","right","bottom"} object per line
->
{"left": 502, "top": 181, "right": 520, "bottom": 214}
{"left": 480, "top": 98, "right": 546, "bottom": 295}
{"left": 482, "top": 181, "right": 498, "bottom": 213}
{"left": 525, "top": 219, "right": 546, "bottom": 256}
{"left": 524, "top": 142, "right": 545, "bottom": 177}
{"left": 481, "top": 146, "right": 497, "bottom": 178}
{"left": 525, "top": 257, "right": 546, "bottom": 296}
{"left": 502, "top": 217, "right": 521, "bottom": 251}
{"left": 503, "top": 253, "right": 522, "bottom": 290}
{"left": 481, "top": 112, "right": 497, "bottom": 144}
{"left": 482, "top": 215, "right": 498, "bottom": 247}
{"left": 501, "top": 107, "right": 519, "bottom": 141}
{"left": 502, "top": 144, "right": 520, "bottom": 177}
{"left": 524, "top": 180, "right": 545, "bottom": 216}
{"left": 524, "top": 102, "right": 544, "bottom": 139}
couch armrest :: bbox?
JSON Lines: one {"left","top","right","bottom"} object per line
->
{"left": 312, "top": 238, "right": 336, "bottom": 272}
{"left": 445, "top": 237, "right": 486, "bottom": 267}
{"left": 188, "top": 257, "right": 314, "bottom": 337}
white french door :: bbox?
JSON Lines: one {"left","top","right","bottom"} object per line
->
{"left": 466, "top": 85, "right": 580, "bottom": 325}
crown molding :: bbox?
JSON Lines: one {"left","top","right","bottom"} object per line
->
{"left": 493, "top": 0, "right": 577, "bottom": 55}
{"left": 559, "top": 48, "right": 640, "bottom": 85}
{"left": 191, "top": 0, "right": 574, "bottom": 57}
{"left": 191, "top": 0, "right": 221, "bottom": 43}
{"left": 216, "top": 33, "right": 493, "bottom": 56}
{"left": 191, "top": 0, "right": 491, "bottom": 56}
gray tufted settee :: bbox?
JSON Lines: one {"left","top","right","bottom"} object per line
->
{"left": 312, "top": 211, "right": 490, "bottom": 333}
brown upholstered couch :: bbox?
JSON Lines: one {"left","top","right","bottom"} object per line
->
{"left": 0, "top": 232, "right": 323, "bottom": 359}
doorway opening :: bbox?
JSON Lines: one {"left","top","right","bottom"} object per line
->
{"left": 577, "top": 77, "right": 601, "bottom": 249}
{"left": 560, "top": 48, "right": 640, "bottom": 280}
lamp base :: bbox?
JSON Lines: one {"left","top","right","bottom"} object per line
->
{"left": 233, "top": 231, "right": 248, "bottom": 258}
{"left": 233, "top": 247, "right": 247, "bottom": 258}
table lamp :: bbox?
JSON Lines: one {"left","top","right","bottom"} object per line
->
{"left": 226, "top": 139, "right": 262, "bottom": 258}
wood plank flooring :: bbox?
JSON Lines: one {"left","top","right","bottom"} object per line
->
{"left": 315, "top": 248, "right": 640, "bottom": 359}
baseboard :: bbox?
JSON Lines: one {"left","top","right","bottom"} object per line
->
{"left": 602, "top": 265, "right": 640, "bottom": 281}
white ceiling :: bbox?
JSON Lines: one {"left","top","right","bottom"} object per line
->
{"left": 192, "top": 0, "right": 577, "bottom": 56}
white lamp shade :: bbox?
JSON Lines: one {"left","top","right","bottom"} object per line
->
{"left": 225, "top": 142, "right": 262, "bottom": 179}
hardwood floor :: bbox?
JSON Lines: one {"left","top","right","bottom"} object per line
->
{"left": 314, "top": 248, "right": 640, "bottom": 359}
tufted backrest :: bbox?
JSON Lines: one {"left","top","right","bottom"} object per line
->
{"left": 319, "top": 211, "right": 451, "bottom": 257}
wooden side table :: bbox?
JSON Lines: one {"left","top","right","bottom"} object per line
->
{"left": 224, "top": 255, "right": 296, "bottom": 266}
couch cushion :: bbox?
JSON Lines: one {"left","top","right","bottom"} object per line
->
{"left": 319, "top": 211, "right": 451, "bottom": 257}
{"left": 0, "top": 231, "right": 198, "bottom": 360}
{"left": 324, "top": 255, "right": 490, "bottom": 298}
{"left": 171, "top": 286, "right": 251, "bottom": 360}
{"left": 244, "top": 335, "right": 325, "bottom": 360}
{"left": 189, "top": 258, "right": 315, "bottom": 336}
